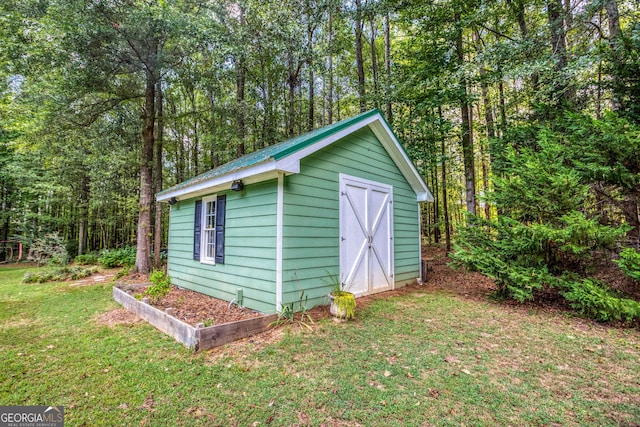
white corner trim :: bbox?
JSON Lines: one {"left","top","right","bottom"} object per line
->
{"left": 275, "top": 172, "right": 284, "bottom": 312}
{"left": 418, "top": 204, "right": 424, "bottom": 284}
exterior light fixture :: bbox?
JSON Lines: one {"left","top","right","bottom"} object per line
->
{"left": 168, "top": 197, "right": 178, "bottom": 205}
{"left": 231, "top": 180, "right": 244, "bottom": 192}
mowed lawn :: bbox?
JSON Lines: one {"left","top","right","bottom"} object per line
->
{"left": 1, "top": 264, "right": 639, "bottom": 426}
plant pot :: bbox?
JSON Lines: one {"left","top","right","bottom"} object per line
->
{"left": 328, "top": 291, "right": 355, "bottom": 320}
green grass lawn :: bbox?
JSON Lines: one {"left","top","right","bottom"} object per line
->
{"left": 1, "top": 265, "right": 639, "bottom": 426}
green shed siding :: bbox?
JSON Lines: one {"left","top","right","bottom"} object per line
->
{"left": 280, "top": 127, "right": 421, "bottom": 308}
{"left": 167, "top": 179, "right": 279, "bottom": 313}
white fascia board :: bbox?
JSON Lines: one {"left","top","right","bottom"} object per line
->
{"left": 369, "top": 118, "right": 435, "bottom": 203}
{"left": 281, "top": 111, "right": 433, "bottom": 203}
{"left": 278, "top": 114, "right": 380, "bottom": 165}
{"left": 157, "top": 159, "right": 300, "bottom": 202}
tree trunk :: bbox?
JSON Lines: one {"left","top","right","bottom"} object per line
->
{"left": 456, "top": 12, "right": 476, "bottom": 216}
{"left": 135, "top": 73, "right": 155, "bottom": 274}
{"left": 78, "top": 173, "right": 89, "bottom": 255}
{"left": 622, "top": 193, "right": 640, "bottom": 247}
{"left": 236, "top": 58, "right": 246, "bottom": 156}
{"left": 288, "top": 65, "right": 297, "bottom": 137}
{"left": 384, "top": 11, "right": 392, "bottom": 122}
{"left": 547, "top": 0, "right": 574, "bottom": 105}
{"left": 327, "top": 10, "right": 334, "bottom": 124}
{"left": 190, "top": 89, "right": 199, "bottom": 175}
{"left": 507, "top": 0, "right": 539, "bottom": 90}
{"left": 605, "top": 0, "right": 623, "bottom": 111}
{"left": 307, "top": 15, "right": 315, "bottom": 131}
{"left": 474, "top": 30, "right": 494, "bottom": 220}
{"left": 355, "top": 0, "right": 366, "bottom": 112}
{"left": 439, "top": 105, "right": 451, "bottom": 254}
{"left": 153, "top": 79, "right": 164, "bottom": 268}
{"left": 369, "top": 17, "right": 380, "bottom": 109}
{"left": 208, "top": 90, "right": 219, "bottom": 168}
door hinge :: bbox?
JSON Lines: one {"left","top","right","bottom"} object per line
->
{"left": 341, "top": 237, "right": 346, "bottom": 241}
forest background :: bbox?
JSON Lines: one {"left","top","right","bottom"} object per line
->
{"left": 1, "top": 0, "right": 639, "bottom": 320}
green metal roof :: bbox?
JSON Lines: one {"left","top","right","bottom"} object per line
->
{"left": 158, "top": 109, "right": 379, "bottom": 197}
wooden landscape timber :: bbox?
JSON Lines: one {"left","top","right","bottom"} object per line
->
{"left": 112, "top": 286, "right": 278, "bottom": 351}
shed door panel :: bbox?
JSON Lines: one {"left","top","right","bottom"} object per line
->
{"left": 340, "top": 175, "right": 393, "bottom": 296}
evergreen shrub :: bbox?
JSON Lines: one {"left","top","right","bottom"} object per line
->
{"left": 74, "top": 253, "right": 98, "bottom": 265}
{"left": 98, "top": 246, "right": 136, "bottom": 268}
{"left": 614, "top": 248, "right": 640, "bottom": 282}
{"left": 451, "top": 116, "right": 638, "bottom": 323}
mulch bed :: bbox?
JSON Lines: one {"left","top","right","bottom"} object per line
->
{"left": 117, "top": 283, "right": 264, "bottom": 327}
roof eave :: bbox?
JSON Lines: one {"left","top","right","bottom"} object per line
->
{"left": 156, "top": 159, "right": 300, "bottom": 202}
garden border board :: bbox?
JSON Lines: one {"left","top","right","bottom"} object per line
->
{"left": 113, "top": 286, "right": 277, "bottom": 351}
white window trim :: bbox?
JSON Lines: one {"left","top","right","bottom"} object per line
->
{"left": 200, "top": 194, "right": 217, "bottom": 265}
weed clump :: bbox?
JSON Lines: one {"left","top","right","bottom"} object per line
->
{"left": 23, "top": 266, "right": 98, "bottom": 283}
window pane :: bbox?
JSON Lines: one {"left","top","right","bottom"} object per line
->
{"left": 202, "top": 200, "right": 216, "bottom": 261}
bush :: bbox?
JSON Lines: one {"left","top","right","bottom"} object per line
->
{"left": 614, "top": 248, "right": 640, "bottom": 282}
{"left": 23, "top": 266, "right": 98, "bottom": 283}
{"left": 74, "top": 253, "right": 98, "bottom": 265}
{"left": 561, "top": 278, "right": 640, "bottom": 322}
{"left": 143, "top": 269, "right": 172, "bottom": 302}
{"left": 98, "top": 246, "right": 136, "bottom": 268}
{"left": 28, "top": 233, "right": 70, "bottom": 266}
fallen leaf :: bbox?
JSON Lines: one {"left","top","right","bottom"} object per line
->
{"left": 461, "top": 369, "right": 472, "bottom": 375}
{"left": 383, "top": 370, "right": 392, "bottom": 377}
{"left": 406, "top": 372, "right": 414, "bottom": 378}
{"left": 46, "top": 345, "right": 55, "bottom": 349}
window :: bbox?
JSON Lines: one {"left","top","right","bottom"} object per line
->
{"left": 202, "top": 196, "right": 217, "bottom": 263}
{"left": 193, "top": 195, "right": 226, "bottom": 264}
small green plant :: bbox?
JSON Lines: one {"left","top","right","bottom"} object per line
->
{"left": 143, "top": 269, "right": 172, "bottom": 303}
{"left": 272, "top": 275, "right": 314, "bottom": 330}
{"left": 114, "top": 265, "right": 131, "bottom": 280}
{"left": 74, "top": 253, "right": 98, "bottom": 265}
{"left": 326, "top": 272, "right": 356, "bottom": 320}
{"left": 330, "top": 291, "right": 356, "bottom": 320}
{"left": 614, "top": 248, "right": 640, "bottom": 282}
{"left": 98, "top": 246, "right": 136, "bottom": 268}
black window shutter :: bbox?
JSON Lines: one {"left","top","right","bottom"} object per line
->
{"left": 193, "top": 200, "right": 202, "bottom": 260}
{"left": 215, "top": 195, "right": 226, "bottom": 264}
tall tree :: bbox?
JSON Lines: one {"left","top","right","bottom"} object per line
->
{"left": 354, "top": 0, "right": 366, "bottom": 112}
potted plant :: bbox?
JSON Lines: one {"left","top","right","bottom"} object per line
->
{"left": 327, "top": 275, "right": 355, "bottom": 320}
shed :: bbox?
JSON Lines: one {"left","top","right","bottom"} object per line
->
{"left": 157, "top": 109, "right": 433, "bottom": 314}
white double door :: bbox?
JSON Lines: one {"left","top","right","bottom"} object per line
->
{"left": 339, "top": 174, "right": 394, "bottom": 296}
